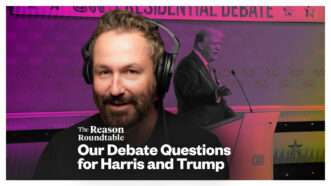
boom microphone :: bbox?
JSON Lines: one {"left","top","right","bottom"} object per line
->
{"left": 231, "top": 70, "right": 253, "bottom": 113}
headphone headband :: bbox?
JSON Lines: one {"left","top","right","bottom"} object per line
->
{"left": 145, "top": 19, "right": 180, "bottom": 56}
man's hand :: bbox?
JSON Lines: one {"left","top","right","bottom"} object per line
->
{"left": 217, "top": 86, "right": 232, "bottom": 97}
{"left": 215, "top": 85, "right": 231, "bottom": 104}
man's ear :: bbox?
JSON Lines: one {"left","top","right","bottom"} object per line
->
{"left": 196, "top": 41, "right": 204, "bottom": 51}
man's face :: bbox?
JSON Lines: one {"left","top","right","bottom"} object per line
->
{"left": 92, "top": 30, "right": 156, "bottom": 128}
{"left": 200, "top": 31, "right": 224, "bottom": 63}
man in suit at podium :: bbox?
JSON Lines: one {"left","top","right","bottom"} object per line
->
{"left": 174, "top": 28, "right": 235, "bottom": 127}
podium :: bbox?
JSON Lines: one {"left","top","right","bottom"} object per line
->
{"left": 206, "top": 112, "right": 279, "bottom": 179}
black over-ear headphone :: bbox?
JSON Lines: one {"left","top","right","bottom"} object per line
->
{"left": 81, "top": 19, "right": 180, "bottom": 99}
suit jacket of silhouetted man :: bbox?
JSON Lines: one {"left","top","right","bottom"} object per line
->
{"left": 174, "top": 50, "right": 235, "bottom": 127}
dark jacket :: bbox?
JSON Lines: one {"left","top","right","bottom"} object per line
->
{"left": 174, "top": 51, "right": 235, "bottom": 126}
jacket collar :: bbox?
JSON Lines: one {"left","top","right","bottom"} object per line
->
{"left": 193, "top": 49, "right": 209, "bottom": 67}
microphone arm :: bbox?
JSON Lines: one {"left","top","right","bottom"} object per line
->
{"left": 231, "top": 70, "right": 253, "bottom": 113}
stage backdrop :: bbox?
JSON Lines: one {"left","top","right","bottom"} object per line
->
{"left": 7, "top": 6, "right": 324, "bottom": 116}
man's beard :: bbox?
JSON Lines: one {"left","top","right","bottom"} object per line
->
{"left": 93, "top": 83, "right": 156, "bottom": 129}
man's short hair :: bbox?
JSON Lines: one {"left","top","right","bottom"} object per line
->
{"left": 193, "top": 28, "right": 224, "bottom": 47}
{"left": 87, "top": 10, "right": 165, "bottom": 67}
{"left": 194, "top": 30, "right": 206, "bottom": 45}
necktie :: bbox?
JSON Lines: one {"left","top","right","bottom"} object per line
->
{"left": 207, "top": 64, "right": 222, "bottom": 103}
{"left": 207, "top": 64, "right": 220, "bottom": 86}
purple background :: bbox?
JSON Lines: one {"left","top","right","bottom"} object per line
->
{"left": 7, "top": 8, "right": 324, "bottom": 114}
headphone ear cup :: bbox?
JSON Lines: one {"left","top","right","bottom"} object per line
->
{"left": 155, "top": 52, "right": 174, "bottom": 98}
{"left": 83, "top": 60, "right": 93, "bottom": 84}
{"left": 82, "top": 43, "right": 93, "bottom": 84}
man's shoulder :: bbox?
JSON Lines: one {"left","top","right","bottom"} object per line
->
{"left": 177, "top": 52, "right": 198, "bottom": 68}
{"left": 175, "top": 52, "right": 201, "bottom": 79}
{"left": 50, "top": 114, "right": 101, "bottom": 143}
